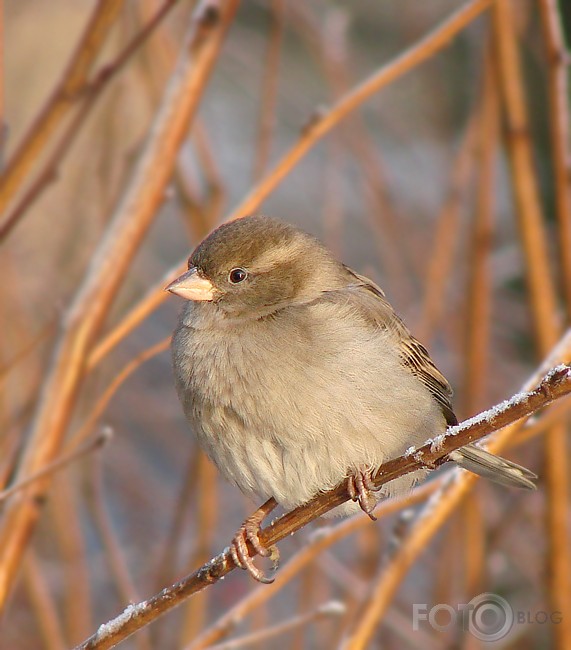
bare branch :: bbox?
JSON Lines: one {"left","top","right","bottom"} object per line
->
{"left": 0, "top": 0, "right": 182, "bottom": 241}
{"left": 74, "top": 363, "right": 571, "bottom": 650}
{"left": 0, "top": 0, "right": 240, "bottom": 613}
{"left": 0, "top": 428, "right": 111, "bottom": 503}
{"left": 82, "top": 0, "right": 495, "bottom": 373}
{"left": 494, "top": 3, "right": 570, "bottom": 647}
{"left": 0, "top": 0, "right": 125, "bottom": 215}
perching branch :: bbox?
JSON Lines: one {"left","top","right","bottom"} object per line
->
{"left": 75, "top": 363, "right": 571, "bottom": 650}
{"left": 342, "top": 332, "right": 571, "bottom": 649}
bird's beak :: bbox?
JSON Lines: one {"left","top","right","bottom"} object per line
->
{"left": 165, "top": 267, "right": 215, "bottom": 301}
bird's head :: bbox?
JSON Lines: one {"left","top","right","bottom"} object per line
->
{"left": 166, "top": 215, "right": 345, "bottom": 318}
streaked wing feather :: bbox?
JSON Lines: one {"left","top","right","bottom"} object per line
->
{"left": 341, "top": 266, "right": 458, "bottom": 426}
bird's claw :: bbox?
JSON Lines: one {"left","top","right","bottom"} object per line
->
{"left": 229, "top": 499, "right": 279, "bottom": 583}
{"left": 347, "top": 468, "right": 378, "bottom": 520}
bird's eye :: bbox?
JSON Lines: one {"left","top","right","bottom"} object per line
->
{"left": 229, "top": 268, "right": 248, "bottom": 284}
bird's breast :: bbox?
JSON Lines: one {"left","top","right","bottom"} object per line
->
{"left": 171, "top": 303, "right": 446, "bottom": 509}
{"left": 173, "top": 315, "right": 322, "bottom": 431}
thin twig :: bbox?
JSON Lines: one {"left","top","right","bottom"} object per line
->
{"left": 0, "top": 428, "right": 111, "bottom": 502}
{"left": 0, "top": 0, "right": 182, "bottom": 241}
{"left": 494, "top": 3, "right": 570, "bottom": 648}
{"left": 189, "top": 482, "right": 437, "bottom": 650}
{"left": 199, "top": 602, "right": 345, "bottom": 650}
{"left": 24, "top": 551, "right": 68, "bottom": 650}
{"left": 0, "top": 0, "right": 125, "bottom": 215}
{"left": 462, "top": 492, "right": 485, "bottom": 598}
{"left": 252, "top": 0, "right": 285, "bottom": 182}
{"left": 493, "top": 0, "right": 559, "bottom": 349}
{"left": 86, "top": 458, "right": 152, "bottom": 650}
{"left": 417, "top": 106, "right": 479, "bottom": 341}
{"left": 178, "top": 452, "right": 219, "bottom": 645}
{"left": 538, "top": 0, "right": 571, "bottom": 318}
{"left": 308, "top": 4, "right": 416, "bottom": 303}
{"left": 82, "top": 0, "right": 495, "bottom": 376}
{"left": 86, "top": 272, "right": 178, "bottom": 371}
{"left": 342, "top": 332, "right": 571, "bottom": 648}
{"left": 462, "top": 46, "right": 499, "bottom": 415}
{"left": 0, "top": 0, "right": 240, "bottom": 613}
{"left": 49, "top": 475, "right": 93, "bottom": 644}
{"left": 70, "top": 338, "right": 170, "bottom": 449}
{"left": 226, "top": 0, "right": 494, "bottom": 221}
{"left": 75, "top": 363, "right": 571, "bottom": 650}
{"left": 0, "top": 317, "right": 56, "bottom": 387}
{"left": 152, "top": 449, "right": 202, "bottom": 588}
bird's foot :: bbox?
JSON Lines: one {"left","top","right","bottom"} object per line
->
{"left": 347, "top": 468, "right": 378, "bottom": 520}
{"left": 229, "top": 497, "right": 279, "bottom": 583}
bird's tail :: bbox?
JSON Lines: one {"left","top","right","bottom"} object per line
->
{"left": 449, "top": 444, "right": 537, "bottom": 490}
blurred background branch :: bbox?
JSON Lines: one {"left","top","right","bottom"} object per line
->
{"left": 1, "top": 0, "right": 570, "bottom": 648}
{"left": 74, "top": 361, "right": 571, "bottom": 650}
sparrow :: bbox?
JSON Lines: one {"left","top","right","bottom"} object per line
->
{"left": 167, "top": 215, "right": 536, "bottom": 582}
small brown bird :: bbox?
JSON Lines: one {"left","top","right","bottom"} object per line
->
{"left": 167, "top": 215, "right": 535, "bottom": 581}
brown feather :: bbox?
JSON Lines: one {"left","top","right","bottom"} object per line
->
{"left": 341, "top": 266, "right": 458, "bottom": 426}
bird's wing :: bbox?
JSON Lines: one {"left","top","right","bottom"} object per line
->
{"left": 337, "top": 266, "right": 458, "bottom": 426}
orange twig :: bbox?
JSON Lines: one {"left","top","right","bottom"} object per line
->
{"left": 417, "top": 102, "right": 479, "bottom": 341}
{"left": 75, "top": 362, "right": 571, "bottom": 650}
{"left": 0, "top": 429, "right": 111, "bottom": 503}
{"left": 252, "top": 0, "right": 285, "bottom": 182}
{"left": 494, "top": 3, "right": 570, "bottom": 647}
{"left": 343, "top": 338, "right": 571, "bottom": 648}
{"left": 178, "top": 453, "right": 219, "bottom": 645}
{"left": 225, "top": 0, "right": 493, "bottom": 223}
{"left": 0, "top": 0, "right": 182, "bottom": 241}
{"left": 462, "top": 49, "right": 499, "bottom": 415}
{"left": 24, "top": 551, "right": 68, "bottom": 650}
{"left": 191, "top": 602, "right": 344, "bottom": 650}
{"left": 188, "top": 482, "right": 437, "bottom": 650}
{"left": 83, "top": 0, "right": 495, "bottom": 373}
{"left": 0, "top": 0, "right": 240, "bottom": 613}
{"left": 49, "top": 477, "right": 93, "bottom": 644}
{"left": 538, "top": 0, "right": 571, "bottom": 318}
{"left": 72, "top": 338, "right": 170, "bottom": 447}
{"left": 493, "top": 0, "right": 559, "bottom": 350}
{"left": 0, "top": 0, "right": 125, "bottom": 215}
{"left": 86, "top": 459, "right": 152, "bottom": 650}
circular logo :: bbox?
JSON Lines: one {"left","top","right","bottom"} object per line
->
{"left": 467, "top": 593, "right": 514, "bottom": 641}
